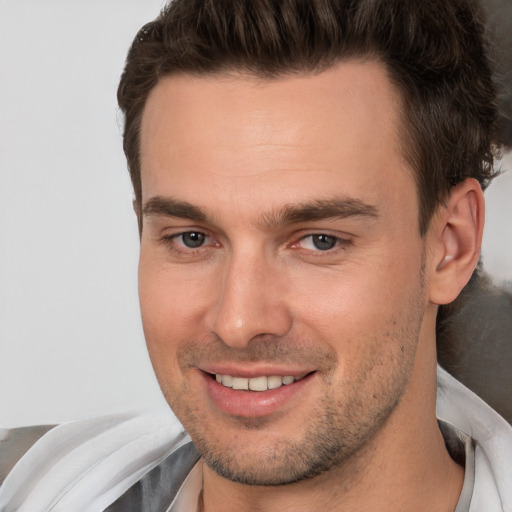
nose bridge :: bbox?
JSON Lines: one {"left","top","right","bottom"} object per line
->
{"left": 211, "top": 246, "right": 291, "bottom": 348}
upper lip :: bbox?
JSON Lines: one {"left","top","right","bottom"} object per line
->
{"left": 199, "top": 364, "right": 315, "bottom": 379}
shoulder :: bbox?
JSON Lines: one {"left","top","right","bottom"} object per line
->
{"left": 437, "top": 367, "right": 512, "bottom": 512}
{"left": 0, "top": 409, "right": 188, "bottom": 511}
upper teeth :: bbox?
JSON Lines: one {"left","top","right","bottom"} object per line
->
{"left": 215, "top": 374, "right": 297, "bottom": 391}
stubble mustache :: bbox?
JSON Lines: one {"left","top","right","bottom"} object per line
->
{"left": 176, "top": 333, "right": 338, "bottom": 376}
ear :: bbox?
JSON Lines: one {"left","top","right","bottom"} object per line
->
{"left": 428, "top": 178, "right": 484, "bottom": 305}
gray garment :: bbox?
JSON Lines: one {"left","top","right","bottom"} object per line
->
{"left": 104, "top": 442, "right": 200, "bottom": 512}
{"left": 440, "top": 421, "right": 475, "bottom": 512}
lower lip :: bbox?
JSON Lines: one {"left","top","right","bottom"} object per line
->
{"left": 201, "top": 372, "right": 315, "bottom": 418}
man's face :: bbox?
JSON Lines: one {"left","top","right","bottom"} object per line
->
{"left": 138, "top": 62, "right": 432, "bottom": 485}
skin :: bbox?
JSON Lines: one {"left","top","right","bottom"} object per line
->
{"left": 138, "top": 61, "right": 482, "bottom": 511}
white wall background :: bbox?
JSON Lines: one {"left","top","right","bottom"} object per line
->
{"left": 1, "top": 1, "right": 511, "bottom": 428}
{"left": 0, "top": 0, "right": 169, "bottom": 428}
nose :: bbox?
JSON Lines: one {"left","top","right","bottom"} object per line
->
{"left": 208, "top": 251, "right": 293, "bottom": 348}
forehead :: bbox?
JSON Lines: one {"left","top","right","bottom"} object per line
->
{"left": 139, "top": 61, "right": 414, "bottom": 219}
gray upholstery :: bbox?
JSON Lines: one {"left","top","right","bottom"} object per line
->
{"left": 437, "top": 265, "right": 512, "bottom": 424}
{"left": 0, "top": 425, "right": 55, "bottom": 486}
{"left": 481, "top": 0, "right": 512, "bottom": 147}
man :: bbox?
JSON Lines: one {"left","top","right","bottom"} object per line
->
{"left": 1, "top": 0, "right": 511, "bottom": 511}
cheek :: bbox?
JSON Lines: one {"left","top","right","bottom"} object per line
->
{"left": 290, "top": 253, "right": 424, "bottom": 356}
{"left": 138, "top": 254, "right": 212, "bottom": 372}
{"left": 294, "top": 263, "right": 408, "bottom": 319}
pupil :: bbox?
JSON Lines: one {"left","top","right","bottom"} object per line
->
{"left": 183, "top": 232, "right": 205, "bottom": 248}
{"left": 312, "top": 234, "right": 336, "bottom": 250}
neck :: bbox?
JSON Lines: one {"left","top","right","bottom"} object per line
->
{"left": 201, "top": 321, "right": 464, "bottom": 512}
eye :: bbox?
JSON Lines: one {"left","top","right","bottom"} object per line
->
{"left": 176, "top": 231, "right": 206, "bottom": 248}
{"left": 298, "top": 234, "right": 341, "bottom": 251}
{"left": 158, "top": 229, "right": 219, "bottom": 259}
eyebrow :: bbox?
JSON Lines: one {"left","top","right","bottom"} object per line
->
{"left": 142, "top": 195, "right": 378, "bottom": 227}
{"left": 259, "top": 197, "right": 379, "bottom": 229}
{"left": 143, "top": 196, "right": 209, "bottom": 222}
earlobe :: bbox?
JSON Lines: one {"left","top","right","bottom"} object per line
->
{"left": 428, "top": 178, "right": 484, "bottom": 305}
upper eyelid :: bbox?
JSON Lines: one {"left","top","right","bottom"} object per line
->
{"left": 291, "top": 232, "right": 352, "bottom": 252}
{"left": 169, "top": 229, "right": 208, "bottom": 237}
{"left": 296, "top": 233, "right": 346, "bottom": 244}
{"left": 164, "top": 231, "right": 350, "bottom": 241}
{"left": 159, "top": 229, "right": 351, "bottom": 248}
{"left": 295, "top": 231, "right": 351, "bottom": 243}
{"left": 169, "top": 231, "right": 211, "bottom": 243}
{"left": 298, "top": 232, "right": 343, "bottom": 239}
{"left": 160, "top": 230, "right": 209, "bottom": 244}
{"left": 162, "top": 227, "right": 211, "bottom": 240}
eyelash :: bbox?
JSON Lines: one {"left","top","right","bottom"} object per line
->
{"left": 161, "top": 231, "right": 217, "bottom": 254}
{"left": 160, "top": 231, "right": 351, "bottom": 256}
{"left": 294, "top": 233, "right": 349, "bottom": 252}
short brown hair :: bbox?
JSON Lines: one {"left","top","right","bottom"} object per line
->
{"left": 118, "top": 0, "right": 500, "bottom": 234}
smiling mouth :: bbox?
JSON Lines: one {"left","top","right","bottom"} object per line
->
{"left": 212, "top": 373, "right": 309, "bottom": 391}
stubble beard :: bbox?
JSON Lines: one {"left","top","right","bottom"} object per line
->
{"left": 191, "top": 377, "right": 408, "bottom": 487}
{"left": 158, "top": 269, "right": 426, "bottom": 487}
{"left": 163, "top": 329, "right": 422, "bottom": 486}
